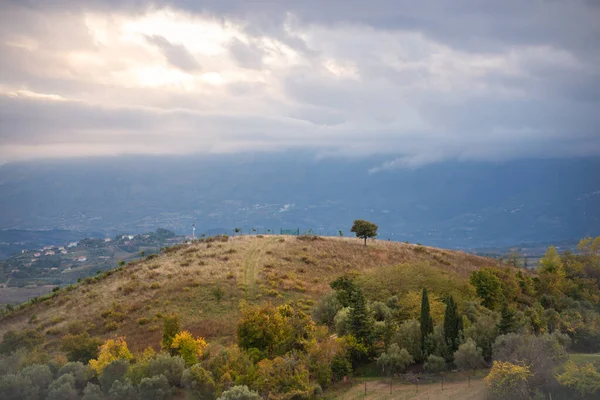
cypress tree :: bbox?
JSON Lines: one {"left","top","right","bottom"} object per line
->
{"left": 443, "top": 296, "right": 463, "bottom": 354}
{"left": 420, "top": 288, "right": 433, "bottom": 355}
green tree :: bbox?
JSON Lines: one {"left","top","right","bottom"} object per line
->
{"left": 443, "top": 296, "right": 463, "bottom": 355}
{"left": 377, "top": 344, "right": 414, "bottom": 375}
{"left": 537, "top": 245, "right": 566, "bottom": 297}
{"left": 420, "top": 288, "right": 434, "bottom": 355}
{"left": 498, "top": 303, "right": 518, "bottom": 335}
{"left": 217, "top": 385, "right": 260, "bottom": 400}
{"left": 350, "top": 220, "right": 378, "bottom": 246}
{"left": 393, "top": 319, "right": 422, "bottom": 362}
{"left": 348, "top": 286, "right": 373, "bottom": 347}
{"left": 556, "top": 361, "right": 600, "bottom": 397}
{"left": 60, "top": 332, "right": 102, "bottom": 364}
{"left": 470, "top": 268, "right": 504, "bottom": 310}
{"left": 161, "top": 314, "right": 181, "bottom": 354}
{"left": 454, "top": 338, "right": 485, "bottom": 371}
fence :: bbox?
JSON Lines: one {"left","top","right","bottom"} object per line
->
{"left": 336, "top": 372, "right": 487, "bottom": 400}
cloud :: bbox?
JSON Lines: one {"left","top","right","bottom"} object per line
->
{"left": 0, "top": 0, "right": 598, "bottom": 168}
{"left": 145, "top": 34, "right": 201, "bottom": 72}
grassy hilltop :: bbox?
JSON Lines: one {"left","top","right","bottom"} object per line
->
{"left": 2, "top": 235, "right": 599, "bottom": 400}
{"left": 0, "top": 235, "right": 498, "bottom": 353}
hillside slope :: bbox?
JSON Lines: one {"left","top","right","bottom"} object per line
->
{"left": 0, "top": 236, "right": 500, "bottom": 353}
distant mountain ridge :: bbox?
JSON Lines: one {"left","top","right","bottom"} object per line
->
{"left": 0, "top": 154, "right": 598, "bottom": 248}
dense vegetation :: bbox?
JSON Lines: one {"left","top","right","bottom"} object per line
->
{"left": 0, "top": 235, "right": 599, "bottom": 399}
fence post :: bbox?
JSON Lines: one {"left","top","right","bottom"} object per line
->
{"left": 390, "top": 377, "right": 392, "bottom": 395}
{"left": 364, "top": 381, "right": 367, "bottom": 397}
{"left": 441, "top": 374, "right": 444, "bottom": 391}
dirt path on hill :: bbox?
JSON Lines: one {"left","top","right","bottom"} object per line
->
{"left": 242, "top": 239, "right": 263, "bottom": 300}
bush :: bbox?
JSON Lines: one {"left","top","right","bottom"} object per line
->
{"left": 424, "top": 355, "right": 447, "bottom": 373}
{"left": 0, "top": 329, "right": 45, "bottom": 354}
{"left": 377, "top": 344, "right": 414, "bottom": 375}
{"left": 485, "top": 361, "right": 531, "bottom": 400}
{"left": 21, "top": 363, "right": 53, "bottom": 397}
{"left": 0, "top": 373, "right": 38, "bottom": 400}
{"left": 217, "top": 385, "right": 260, "bottom": 400}
{"left": 182, "top": 364, "right": 215, "bottom": 399}
{"left": 454, "top": 338, "right": 485, "bottom": 371}
{"left": 139, "top": 374, "right": 171, "bottom": 400}
{"left": 60, "top": 332, "right": 102, "bottom": 363}
{"left": 47, "top": 373, "right": 78, "bottom": 400}
{"left": 100, "top": 359, "right": 130, "bottom": 393}
{"left": 108, "top": 379, "right": 138, "bottom": 400}
{"left": 58, "top": 362, "right": 88, "bottom": 391}
{"left": 145, "top": 354, "right": 185, "bottom": 387}
{"left": 82, "top": 383, "right": 104, "bottom": 400}
{"left": 170, "top": 331, "right": 207, "bottom": 366}
{"left": 89, "top": 338, "right": 133, "bottom": 374}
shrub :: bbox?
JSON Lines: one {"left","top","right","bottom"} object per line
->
{"left": 89, "top": 337, "right": 133, "bottom": 374}
{"left": 145, "top": 354, "right": 185, "bottom": 387}
{"left": 57, "top": 362, "right": 88, "bottom": 390}
{"left": 137, "top": 317, "right": 150, "bottom": 325}
{"left": 217, "top": 385, "right": 260, "bottom": 400}
{"left": 82, "top": 383, "right": 104, "bottom": 400}
{"left": 424, "top": 355, "right": 447, "bottom": 373}
{"left": 108, "top": 379, "right": 138, "bottom": 400}
{"left": 60, "top": 332, "right": 102, "bottom": 363}
{"left": 100, "top": 359, "right": 129, "bottom": 393}
{"left": 139, "top": 374, "right": 171, "bottom": 400}
{"left": 171, "top": 331, "right": 208, "bottom": 366}
{"left": 0, "top": 374, "right": 38, "bottom": 400}
{"left": 454, "top": 338, "right": 485, "bottom": 371}
{"left": 182, "top": 364, "right": 215, "bottom": 399}
{"left": 47, "top": 373, "right": 78, "bottom": 400}
{"left": 150, "top": 282, "right": 160, "bottom": 289}
{"left": 485, "top": 361, "right": 531, "bottom": 400}
{"left": 0, "top": 329, "right": 45, "bottom": 354}
{"left": 377, "top": 344, "right": 414, "bottom": 375}
{"left": 21, "top": 363, "right": 53, "bottom": 397}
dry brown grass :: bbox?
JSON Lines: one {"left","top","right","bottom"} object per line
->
{"left": 0, "top": 236, "right": 500, "bottom": 353}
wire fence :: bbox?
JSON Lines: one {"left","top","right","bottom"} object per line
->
{"left": 336, "top": 372, "right": 487, "bottom": 400}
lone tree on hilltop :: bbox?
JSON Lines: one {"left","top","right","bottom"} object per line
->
{"left": 351, "top": 220, "right": 378, "bottom": 246}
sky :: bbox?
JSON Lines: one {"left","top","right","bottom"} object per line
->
{"left": 0, "top": 0, "right": 599, "bottom": 169}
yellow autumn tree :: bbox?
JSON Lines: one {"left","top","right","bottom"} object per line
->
{"left": 484, "top": 361, "right": 531, "bottom": 400}
{"left": 88, "top": 337, "right": 133, "bottom": 374}
{"left": 171, "top": 331, "right": 207, "bottom": 366}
